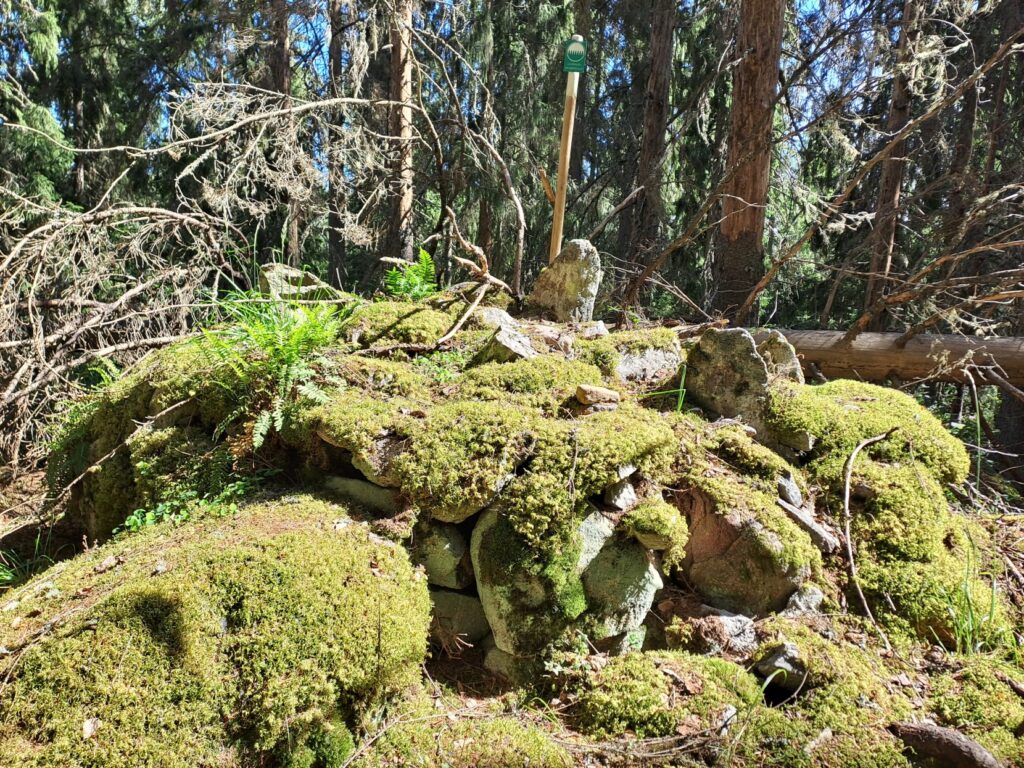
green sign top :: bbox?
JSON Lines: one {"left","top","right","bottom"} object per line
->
{"left": 562, "top": 37, "right": 588, "bottom": 73}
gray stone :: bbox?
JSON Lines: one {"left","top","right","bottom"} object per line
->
{"left": 595, "top": 626, "right": 647, "bottom": 655}
{"left": 413, "top": 522, "right": 474, "bottom": 589}
{"left": 259, "top": 263, "right": 348, "bottom": 302}
{"left": 617, "top": 345, "right": 682, "bottom": 383}
{"left": 526, "top": 239, "right": 603, "bottom": 322}
{"left": 752, "top": 329, "right": 805, "bottom": 384}
{"left": 664, "top": 600, "right": 758, "bottom": 658}
{"left": 471, "top": 306, "right": 520, "bottom": 332}
{"left": 777, "top": 472, "right": 804, "bottom": 508}
{"left": 603, "top": 479, "right": 639, "bottom": 512}
{"left": 776, "top": 498, "right": 841, "bottom": 554}
{"left": 677, "top": 489, "right": 813, "bottom": 616}
{"left": 755, "top": 641, "right": 807, "bottom": 692}
{"left": 472, "top": 327, "right": 538, "bottom": 365}
{"left": 323, "top": 476, "right": 398, "bottom": 515}
{"left": 472, "top": 507, "right": 607, "bottom": 655}
{"left": 686, "top": 328, "right": 770, "bottom": 423}
{"left": 430, "top": 589, "right": 491, "bottom": 645}
{"left": 481, "top": 635, "right": 542, "bottom": 683}
{"left": 582, "top": 537, "right": 663, "bottom": 638}
{"left": 576, "top": 508, "right": 617, "bottom": 572}
{"left": 575, "top": 384, "right": 620, "bottom": 405}
{"left": 580, "top": 321, "right": 609, "bottom": 339}
{"left": 781, "top": 584, "right": 827, "bottom": 617}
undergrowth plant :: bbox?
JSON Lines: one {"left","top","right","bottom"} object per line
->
{"left": 934, "top": 543, "right": 1008, "bottom": 655}
{"left": 199, "top": 292, "right": 354, "bottom": 451}
{"left": 384, "top": 248, "right": 438, "bottom": 300}
{"left": 0, "top": 531, "right": 56, "bottom": 591}
{"left": 118, "top": 470, "right": 276, "bottom": 534}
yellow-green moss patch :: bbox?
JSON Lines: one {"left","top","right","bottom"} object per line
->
{"left": 575, "top": 651, "right": 761, "bottom": 739}
{"left": 341, "top": 300, "right": 455, "bottom": 347}
{"left": 0, "top": 496, "right": 431, "bottom": 768}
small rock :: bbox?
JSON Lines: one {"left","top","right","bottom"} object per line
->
{"left": 718, "top": 705, "right": 739, "bottom": 734}
{"left": 413, "top": 522, "right": 474, "bottom": 590}
{"left": 579, "top": 321, "right": 609, "bottom": 339}
{"left": 617, "top": 346, "right": 682, "bottom": 383}
{"left": 93, "top": 555, "right": 122, "bottom": 574}
{"left": 755, "top": 642, "right": 807, "bottom": 692}
{"left": 472, "top": 327, "right": 538, "bottom": 365}
{"left": 2, "top": 600, "right": 19, "bottom": 612}
{"left": 430, "top": 590, "right": 491, "bottom": 645}
{"left": 603, "top": 479, "right": 639, "bottom": 512}
{"left": 776, "top": 498, "right": 841, "bottom": 554}
{"left": 777, "top": 472, "right": 804, "bottom": 508}
{"left": 82, "top": 717, "right": 101, "bottom": 740}
{"left": 579, "top": 403, "right": 619, "bottom": 414}
{"left": 575, "top": 384, "right": 620, "bottom": 405}
{"left": 323, "top": 475, "right": 399, "bottom": 516}
{"left": 781, "top": 584, "right": 826, "bottom": 617}
{"left": 151, "top": 561, "right": 168, "bottom": 576}
{"left": 471, "top": 306, "right": 520, "bottom": 332}
{"left": 526, "top": 239, "right": 603, "bottom": 322}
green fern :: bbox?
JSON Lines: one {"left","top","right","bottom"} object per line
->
{"left": 384, "top": 248, "right": 438, "bottom": 300}
{"left": 196, "top": 291, "right": 357, "bottom": 451}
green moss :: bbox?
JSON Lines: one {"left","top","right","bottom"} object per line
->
{"left": 503, "top": 403, "right": 677, "bottom": 553}
{"left": 929, "top": 656, "right": 1024, "bottom": 764}
{"left": 575, "top": 651, "right": 760, "bottom": 739}
{"left": 472, "top": 508, "right": 587, "bottom": 652}
{"left": 764, "top": 380, "right": 969, "bottom": 484}
{"left": 0, "top": 496, "right": 431, "bottom": 767}
{"left": 352, "top": 693, "right": 571, "bottom": 768}
{"left": 731, "top": 707, "right": 910, "bottom": 768}
{"left": 575, "top": 337, "right": 619, "bottom": 377}
{"left": 458, "top": 356, "right": 605, "bottom": 413}
{"left": 707, "top": 424, "right": 806, "bottom": 494}
{"left": 341, "top": 300, "right": 454, "bottom": 347}
{"left": 753, "top": 618, "right": 912, "bottom": 729}
{"left": 292, "top": 386, "right": 413, "bottom": 458}
{"left": 393, "top": 400, "right": 538, "bottom": 522}
{"left": 334, "top": 356, "right": 432, "bottom": 398}
{"left": 621, "top": 497, "right": 688, "bottom": 568}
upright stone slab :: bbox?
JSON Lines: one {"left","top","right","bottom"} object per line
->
{"left": 526, "top": 239, "right": 603, "bottom": 322}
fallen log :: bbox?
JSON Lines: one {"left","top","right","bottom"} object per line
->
{"left": 775, "top": 330, "right": 1024, "bottom": 386}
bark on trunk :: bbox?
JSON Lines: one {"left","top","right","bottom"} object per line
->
{"left": 270, "top": 0, "right": 300, "bottom": 266}
{"left": 626, "top": 0, "right": 676, "bottom": 275}
{"left": 711, "top": 0, "right": 785, "bottom": 320}
{"left": 326, "top": 0, "right": 349, "bottom": 287}
{"left": 862, "top": 0, "right": 920, "bottom": 321}
{"left": 388, "top": 0, "right": 416, "bottom": 263}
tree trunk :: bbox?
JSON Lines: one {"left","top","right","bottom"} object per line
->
{"left": 625, "top": 0, "right": 675, "bottom": 278}
{"left": 862, "top": 0, "right": 920, "bottom": 321}
{"left": 326, "top": 0, "right": 349, "bottom": 287}
{"left": 388, "top": 0, "right": 416, "bottom": 263}
{"left": 711, "top": 0, "right": 785, "bottom": 320}
{"left": 270, "top": 0, "right": 300, "bottom": 266}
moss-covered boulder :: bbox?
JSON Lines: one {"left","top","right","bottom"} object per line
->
{"left": 351, "top": 692, "right": 572, "bottom": 767}
{"left": 574, "top": 651, "right": 761, "bottom": 739}
{"left": 0, "top": 496, "right": 431, "bottom": 767}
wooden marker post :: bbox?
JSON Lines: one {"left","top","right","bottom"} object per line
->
{"left": 549, "top": 34, "right": 587, "bottom": 264}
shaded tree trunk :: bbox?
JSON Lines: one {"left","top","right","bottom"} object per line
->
{"left": 270, "top": 0, "right": 300, "bottom": 266}
{"left": 326, "top": 0, "right": 349, "bottom": 287}
{"left": 625, "top": 0, "right": 675, "bottom": 278}
{"left": 387, "top": 0, "right": 416, "bottom": 262}
{"left": 862, "top": 0, "right": 920, "bottom": 322}
{"left": 711, "top": 0, "right": 785, "bottom": 320}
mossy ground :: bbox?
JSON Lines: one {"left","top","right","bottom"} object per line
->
{"left": 0, "top": 496, "right": 431, "bottom": 768}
